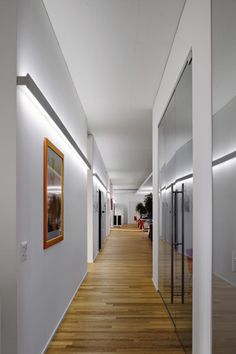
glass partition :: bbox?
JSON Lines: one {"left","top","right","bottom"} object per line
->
{"left": 212, "top": 1, "right": 236, "bottom": 353}
{"left": 158, "top": 61, "right": 192, "bottom": 353}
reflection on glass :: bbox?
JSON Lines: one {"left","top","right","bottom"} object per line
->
{"left": 158, "top": 61, "right": 192, "bottom": 353}
{"left": 47, "top": 147, "right": 63, "bottom": 240}
{"left": 212, "top": 1, "right": 236, "bottom": 353}
{"left": 44, "top": 138, "right": 64, "bottom": 249}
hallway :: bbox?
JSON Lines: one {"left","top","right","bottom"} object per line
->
{"left": 47, "top": 227, "right": 184, "bottom": 354}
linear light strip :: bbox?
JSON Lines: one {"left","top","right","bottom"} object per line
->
{"left": 113, "top": 188, "right": 138, "bottom": 191}
{"left": 137, "top": 172, "right": 153, "bottom": 191}
{"left": 160, "top": 150, "right": 236, "bottom": 192}
{"left": 160, "top": 173, "right": 193, "bottom": 192}
{"left": 212, "top": 150, "right": 236, "bottom": 167}
{"left": 17, "top": 74, "right": 91, "bottom": 170}
{"left": 93, "top": 173, "right": 107, "bottom": 191}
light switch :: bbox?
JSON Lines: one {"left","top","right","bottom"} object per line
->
{"left": 20, "top": 241, "right": 28, "bottom": 262}
{"left": 232, "top": 250, "right": 236, "bottom": 272}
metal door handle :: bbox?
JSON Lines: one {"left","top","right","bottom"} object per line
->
{"left": 171, "top": 184, "right": 174, "bottom": 304}
{"left": 171, "top": 183, "right": 185, "bottom": 305}
{"left": 181, "top": 183, "right": 185, "bottom": 304}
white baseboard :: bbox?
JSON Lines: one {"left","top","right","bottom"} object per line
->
{"left": 152, "top": 277, "right": 158, "bottom": 291}
{"left": 41, "top": 271, "right": 88, "bottom": 354}
{"left": 93, "top": 250, "right": 99, "bottom": 262}
{"left": 213, "top": 271, "right": 236, "bottom": 288}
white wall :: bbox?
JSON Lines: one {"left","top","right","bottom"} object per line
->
{"left": 17, "top": 1, "right": 88, "bottom": 354}
{"left": 109, "top": 183, "right": 114, "bottom": 228}
{"left": 0, "top": 1, "right": 17, "bottom": 353}
{"left": 106, "top": 181, "right": 112, "bottom": 235}
{"left": 87, "top": 135, "right": 94, "bottom": 263}
{"left": 87, "top": 134, "right": 110, "bottom": 262}
{"left": 212, "top": 0, "right": 236, "bottom": 286}
{"left": 93, "top": 138, "right": 109, "bottom": 257}
{"left": 212, "top": 0, "right": 236, "bottom": 116}
{"left": 93, "top": 138, "right": 109, "bottom": 188}
{"left": 213, "top": 152, "right": 236, "bottom": 286}
{"left": 113, "top": 192, "right": 144, "bottom": 224}
{"left": 152, "top": 1, "right": 212, "bottom": 353}
{"left": 92, "top": 180, "right": 107, "bottom": 259}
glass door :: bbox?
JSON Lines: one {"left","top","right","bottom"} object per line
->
{"left": 212, "top": 1, "right": 236, "bottom": 353}
{"left": 158, "top": 61, "right": 192, "bottom": 353}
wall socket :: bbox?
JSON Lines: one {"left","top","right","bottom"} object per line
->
{"left": 20, "top": 241, "right": 28, "bottom": 262}
{"left": 232, "top": 250, "right": 236, "bottom": 272}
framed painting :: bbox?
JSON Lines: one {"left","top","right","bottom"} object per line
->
{"left": 44, "top": 138, "right": 64, "bottom": 249}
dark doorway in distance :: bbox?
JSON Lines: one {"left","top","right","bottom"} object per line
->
{"left": 98, "top": 190, "right": 102, "bottom": 250}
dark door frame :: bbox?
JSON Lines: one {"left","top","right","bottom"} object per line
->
{"left": 98, "top": 190, "right": 102, "bottom": 251}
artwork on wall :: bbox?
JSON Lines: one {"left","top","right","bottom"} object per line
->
{"left": 44, "top": 138, "right": 64, "bottom": 249}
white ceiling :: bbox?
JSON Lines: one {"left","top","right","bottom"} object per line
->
{"left": 44, "top": 0, "right": 185, "bottom": 189}
{"left": 136, "top": 172, "right": 153, "bottom": 194}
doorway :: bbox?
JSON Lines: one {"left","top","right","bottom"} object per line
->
{"left": 98, "top": 190, "right": 102, "bottom": 251}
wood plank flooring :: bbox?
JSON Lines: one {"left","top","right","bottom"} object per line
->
{"left": 46, "top": 227, "right": 184, "bottom": 354}
{"left": 158, "top": 240, "right": 192, "bottom": 353}
{"left": 213, "top": 275, "right": 236, "bottom": 354}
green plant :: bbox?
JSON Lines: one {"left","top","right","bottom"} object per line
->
{"left": 144, "top": 193, "right": 152, "bottom": 218}
{"left": 135, "top": 202, "right": 147, "bottom": 217}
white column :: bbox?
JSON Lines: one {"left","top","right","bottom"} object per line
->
{"left": 0, "top": 1, "right": 17, "bottom": 353}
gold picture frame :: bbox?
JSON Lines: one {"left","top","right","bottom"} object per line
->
{"left": 44, "top": 138, "right": 64, "bottom": 249}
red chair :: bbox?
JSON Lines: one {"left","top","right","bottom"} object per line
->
{"left": 139, "top": 219, "right": 144, "bottom": 230}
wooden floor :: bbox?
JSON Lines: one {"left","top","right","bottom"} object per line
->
{"left": 213, "top": 275, "right": 236, "bottom": 354}
{"left": 158, "top": 240, "right": 192, "bottom": 353}
{"left": 47, "top": 227, "right": 184, "bottom": 354}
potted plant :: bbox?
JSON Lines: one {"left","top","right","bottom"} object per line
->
{"left": 144, "top": 193, "right": 152, "bottom": 219}
{"left": 135, "top": 202, "right": 147, "bottom": 218}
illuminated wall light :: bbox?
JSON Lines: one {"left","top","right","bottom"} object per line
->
{"left": 17, "top": 74, "right": 91, "bottom": 171}
{"left": 141, "top": 188, "right": 153, "bottom": 192}
{"left": 213, "top": 153, "right": 236, "bottom": 172}
{"left": 137, "top": 189, "right": 153, "bottom": 195}
{"left": 159, "top": 150, "right": 236, "bottom": 191}
{"left": 18, "top": 85, "right": 71, "bottom": 158}
{"left": 18, "top": 88, "right": 88, "bottom": 179}
{"left": 213, "top": 148, "right": 236, "bottom": 163}
{"left": 159, "top": 173, "right": 193, "bottom": 192}
{"left": 176, "top": 177, "right": 193, "bottom": 186}
{"left": 160, "top": 188, "right": 167, "bottom": 194}
{"left": 93, "top": 173, "right": 107, "bottom": 193}
{"left": 136, "top": 172, "right": 153, "bottom": 195}
{"left": 213, "top": 159, "right": 236, "bottom": 172}
{"left": 18, "top": 85, "right": 88, "bottom": 176}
